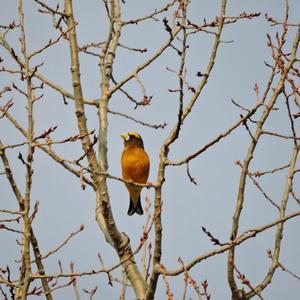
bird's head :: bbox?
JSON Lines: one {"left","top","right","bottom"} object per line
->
{"left": 120, "top": 131, "right": 144, "bottom": 148}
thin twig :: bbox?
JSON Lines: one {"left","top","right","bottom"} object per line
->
{"left": 160, "top": 209, "right": 300, "bottom": 276}
{"left": 108, "top": 109, "right": 167, "bottom": 129}
{"left": 32, "top": 225, "right": 84, "bottom": 262}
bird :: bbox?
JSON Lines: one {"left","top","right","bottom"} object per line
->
{"left": 120, "top": 132, "right": 150, "bottom": 215}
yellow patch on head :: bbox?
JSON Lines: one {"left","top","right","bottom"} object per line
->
{"left": 128, "top": 132, "right": 141, "bottom": 139}
{"left": 121, "top": 131, "right": 142, "bottom": 141}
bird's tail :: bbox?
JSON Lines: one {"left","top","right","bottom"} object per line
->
{"left": 128, "top": 196, "right": 143, "bottom": 216}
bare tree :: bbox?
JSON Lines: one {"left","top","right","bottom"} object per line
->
{"left": 0, "top": 0, "right": 299, "bottom": 299}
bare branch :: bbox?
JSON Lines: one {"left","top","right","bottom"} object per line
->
{"left": 108, "top": 109, "right": 167, "bottom": 129}
{"left": 122, "top": 0, "right": 177, "bottom": 26}
{"left": 160, "top": 209, "right": 300, "bottom": 276}
{"left": 167, "top": 104, "right": 261, "bottom": 166}
{"left": 28, "top": 22, "right": 78, "bottom": 59}
{"left": 32, "top": 225, "right": 85, "bottom": 262}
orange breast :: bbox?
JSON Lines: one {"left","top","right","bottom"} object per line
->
{"left": 121, "top": 147, "right": 150, "bottom": 183}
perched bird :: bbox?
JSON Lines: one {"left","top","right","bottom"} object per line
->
{"left": 121, "top": 132, "right": 150, "bottom": 215}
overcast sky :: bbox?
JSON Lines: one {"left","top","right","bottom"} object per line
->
{"left": 1, "top": 1, "right": 300, "bottom": 299}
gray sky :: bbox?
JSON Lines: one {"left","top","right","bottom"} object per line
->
{"left": 1, "top": 1, "right": 300, "bottom": 299}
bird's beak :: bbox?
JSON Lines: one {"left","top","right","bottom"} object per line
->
{"left": 120, "top": 133, "right": 129, "bottom": 141}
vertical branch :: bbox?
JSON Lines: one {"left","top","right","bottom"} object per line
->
{"left": 64, "top": 0, "right": 108, "bottom": 239}
{"left": 64, "top": 0, "right": 98, "bottom": 168}
{"left": 246, "top": 146, "right": 299, "bottom": 298}
{"left": 227, "top": 24, "right": 300, "bottom": 299}
{"left": 98, "top": 0, "right": 121, "bottom": 171}
{"left": 30, "top": 229, "right": 53, "bottom": 300}
{"left": 98, "top": 0, "right": 114, "bottom": 171}
{"left": 64, "top": 0, "right": 113, "bottom": 245}
{"left": 97, "top": 0, "right": 148, "bottom": 298}
{"left": 94, "top": 0, "right": 122, "bottom": 244}
{"left": 178, "top": 0, "right": 227, "bottom": 124}
{"left": 284, "top": 91, "right": 298, "bottom": 145}
{"left": 164, "top": 0, "right": 227, "bottom": 153}
{"left": 171, "top": 1, "right": 187, "bottom": 145}
{"left": 0, "top": 142, "right": 53, "bottom": 300}
{"left": 19, "top": 1, "right": 33, "bottom": 298}
{"left": 65, "top": 1, "right": 147, "bottom": 298}
{"left": 0, "top": 140, "right": 24, "bottom": 205}
{"left": 146, "top": 1, "right": 227, "bottom": 299}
